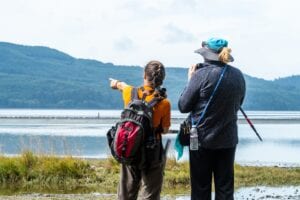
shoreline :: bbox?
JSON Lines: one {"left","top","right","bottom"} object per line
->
{"left": 1, "top": 154, "right": 300, "bottom": 168}
{"left": 1, "top": 109, "right": 300, "bottom": 124}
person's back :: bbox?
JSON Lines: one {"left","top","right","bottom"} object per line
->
{"left": 179, "top": 61, "right": 245, "bottom": 148}
{"left": 122, "top": 85, "right": 170, "bottom": 131}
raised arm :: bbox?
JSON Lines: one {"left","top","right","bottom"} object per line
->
{"left": 109, "top": 78, "right": 129, "bottom": 91}
{"left": 178, "top": 65, "right": 202, "bottom": 113}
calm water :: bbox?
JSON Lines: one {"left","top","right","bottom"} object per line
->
{"left": 0, "top": 109, "right": 300, "bottom": 166}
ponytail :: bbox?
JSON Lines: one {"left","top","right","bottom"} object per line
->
{"left": 218, "top": 47, "right": 232, "bottom": 63}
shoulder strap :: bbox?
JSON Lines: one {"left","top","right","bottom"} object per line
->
{"left": 147, "top": 97, "right": 162, "bottom": 108}
{"left": 130, "top": 87, "right": 139, "bottom": 101}
{"left": 192, "top": 65, "right": 228, "bottom": 127}
{"left": 131, "top": 87, "right": 155, "bottom": 102}
{"left": 140, "top": 87, "right": 148, "bottom": 101}
{"left": 132, "top": 86, "right": 162, "bottom": 108}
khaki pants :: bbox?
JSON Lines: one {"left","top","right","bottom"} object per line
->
{"left": 117, "top": 144, "right": 165, "bottom": 200}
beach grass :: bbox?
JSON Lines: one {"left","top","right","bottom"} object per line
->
{"left": 0, "top": 152, "right": 299, "bottom": 195}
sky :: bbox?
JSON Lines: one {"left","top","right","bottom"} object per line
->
{"left": 0, "top": 0, "right": 299, "bottom": 80}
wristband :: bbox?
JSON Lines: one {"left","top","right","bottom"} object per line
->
{"left": 112, "top": 80, "right": 120, "bottom": 89}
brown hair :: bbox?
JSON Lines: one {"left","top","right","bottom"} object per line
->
{"left": 218, "top": 47, "right": 232, "bottom": 63}
{"left": 144, "top": 60, "right": 166, "bottom": 88}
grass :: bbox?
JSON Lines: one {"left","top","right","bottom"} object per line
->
{"left": 0, "top": 151, "right": 95, "bottom": 194}
{"left": 0, "top": 152, "right": 299, "bottom": 195}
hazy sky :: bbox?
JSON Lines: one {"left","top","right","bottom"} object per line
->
{"left": 1, "top": 0, "right": 299, "bottom": 79}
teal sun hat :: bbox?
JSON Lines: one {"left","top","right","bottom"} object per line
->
{"left": 194, "top": 37, "right": 234, "bottom": 62}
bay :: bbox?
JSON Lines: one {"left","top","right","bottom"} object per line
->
{"left": 0, "top": 109, "right": 299, "bottom": 166}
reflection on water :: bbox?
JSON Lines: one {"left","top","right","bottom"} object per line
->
{"left": 236, "top": 124, "right": 300, "bottom": 165}
{"left": 0, "top": 110, "right": 300, "bottom": 166}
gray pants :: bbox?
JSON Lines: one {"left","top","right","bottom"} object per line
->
{"left": 117, "top": 145, "right": 165, "bottom": 200}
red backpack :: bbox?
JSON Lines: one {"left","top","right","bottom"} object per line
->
{"left": 107, "top": 87, "right": 161, "bottom": 165}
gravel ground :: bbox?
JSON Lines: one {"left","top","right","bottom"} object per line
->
{"left": 0, "top": 186, "right": 299, "bottom": 200}
{"left": 234, "top": 186, "right": 300, "bottom": 200}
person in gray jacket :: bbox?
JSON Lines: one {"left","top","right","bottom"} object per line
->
{"left": 178, "top": 38, "right": 246, "bottom": 200}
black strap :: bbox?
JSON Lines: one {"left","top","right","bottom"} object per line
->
{"left": 192, "top": 65, "right": 228, "bottom": 126}
{"left": 130, "top": 87, "right": 139, "bottom": 101}
{"left": 147, "top": 97, "right": 161, "bottom": 108}
{"left": 131, "top": 86, "right": 162, "bottom": 107}
{"left": 131, "top": 87, "right": 147, "bottom": 101}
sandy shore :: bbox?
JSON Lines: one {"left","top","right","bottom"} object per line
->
{"left": 0, "top": 186, "right": 299, "bottom": 200}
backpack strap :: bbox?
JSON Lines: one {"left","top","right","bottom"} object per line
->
{"left": 147, "top": 97, "right": 162, "bottom": 108}
{"left": 132, "top": 86, "right": 161, "bottom": 107}
{"left": 130, "top": 87, "right": 139, "bottom": 101}
{"left": 140, "top": 87, "right": 147, "bottom": 101}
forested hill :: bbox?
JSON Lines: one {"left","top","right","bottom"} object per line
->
{"left": 1, "top": 41, "right": 300, "bottom": 110}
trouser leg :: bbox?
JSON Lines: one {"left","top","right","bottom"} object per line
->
{"left": 139, "top": 143, "right": 165, "bottom": 200}
{"left": 118, "top": 164, "right": 141, "bottom": 200}
{"left": 139, "top": 162, "right": 164, "bottom": 200}
{"left": 190, "top": 147, "right": 213, "bottom": 200}
{"left": 213, "top": 147, "right": 236, "bottom": 200}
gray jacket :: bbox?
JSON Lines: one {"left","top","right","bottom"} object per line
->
{"left": 178, "top": 61, "right": 246, "bottom": 149}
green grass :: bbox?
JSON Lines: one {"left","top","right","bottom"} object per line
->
{"left": 0, "top": 151, "right": 95, "bottom": 194}
{"left": 0, "top": 152, "right": 299, "bottom": 195}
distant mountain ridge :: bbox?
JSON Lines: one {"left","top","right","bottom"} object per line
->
{"left": 1, "top": 41, "right": 300, "bottom": 110}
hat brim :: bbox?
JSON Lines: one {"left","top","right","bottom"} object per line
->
{"left": 194, "top": 47, "right": 234, "bottom": 62}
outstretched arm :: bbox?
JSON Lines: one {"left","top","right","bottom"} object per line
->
{"left": 109, "top": 78, "right": 128, "bottom": 91}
